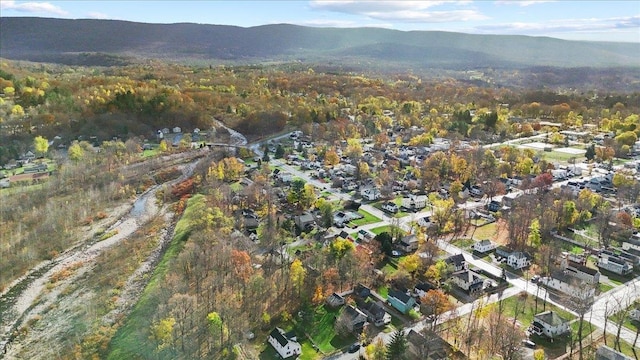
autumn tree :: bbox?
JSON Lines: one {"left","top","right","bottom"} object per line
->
{"left": 33, "top": 135, "right": 49, "bottom": 157}
{"left": 421, "top": 289, "right": 453, "bottom": 330}
{"left": 290, "top": 259, "right": 306, "bottom": 297}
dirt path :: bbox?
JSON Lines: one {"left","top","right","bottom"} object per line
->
{"left": 0, "top": 159, "right": 202, "bottom": 357}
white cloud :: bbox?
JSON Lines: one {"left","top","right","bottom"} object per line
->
{"left": 475, "top": 15, "right": 640, "bottom": 35}
{"left": 308, "top": 0, "right": 485, "bottom": 23}
{"left": 494, "top": 0, "right": 555, "bottom": 6}
{"left": 87, "top": 11, "right": 109, "bottom": 19}
{"left": 297, "top": 18, "right": 394, "bottom": 28}
{"left": 0, "top": 0, "right": 68, "bottom": 15}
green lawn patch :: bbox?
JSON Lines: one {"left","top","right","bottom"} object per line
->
{"left": 539, "top": 150, "right": 585, "bottom": 164}
{"left": 306, "top": 305, "right": 354, "bottom": 354}
{"left": 470, "top": 222, "right": 498, "bottom": 240}
{"left": 377, "top": 285, "right": 389, "bottom": 299}
{"left": 599, "top": 283, "right": 614, "bottom": 294}
{"left": 370, "top": 225, "right": 392, "bottom": 235}
{"left": 495, "top": 293, "right": 575, "bottom": 328}
{"left": 381, "top": 262, "right": 397, "bottom": 276}
{"left": 451, "top": 238, "right": 474, "bottom": 250}
{"left": 351, "top": 209, "right": 381, "bottom": 226}
{"left": 107, "top": 194, "right": 206, "bottom": 359}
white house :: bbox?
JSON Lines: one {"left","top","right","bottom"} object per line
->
{"left": 598, "top": 252, "right": 634, "bottom": 276}
{"left": 529, "top": 311, "right": 571, "bottom": 339}
{"left": 622, "top": 236, "right": 640, "bottom": 252}
{"left": 472, "top": 239, "right": 496, "bottom": 253}
{"left": 361, "top": 187, "right": 381, "bottom": 201}
{"left": 562, "top": 259, "right": 601, "bottom": 284}
{"left": 417, "top": 216, "right": 432, "bottom": 228}
{"left": 268, "top": 327, "right": 302, "bottom": 359}
{"left": 540, "top": 273, "right": 596, "bottom": 298}
{"left": 507, "top": 252, "right": 531, "bottom": 270}
{"left": 401, "top": 194, "right": 428, "bottom": 211}
{"left": 451, "top": 269, "right": 484, "bottom": 294}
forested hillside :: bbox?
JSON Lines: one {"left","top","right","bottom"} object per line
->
{"left": 2, "top": 17, "right": 639, "bottom": 70}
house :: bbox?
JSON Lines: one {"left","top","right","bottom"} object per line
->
{"left": 339, "top": 305, "right": 368, "bottom": 333}
{"left": 361, "top": 186, "right": 381, "bottom": 201}
{"left": 294, "top": 212, "right": 316, "bottom": 231}
{"left": 326, "top": 293, "right": 345, "bottom": 308}
{"left": 495, "top": 246, "right": 513, "bottom": 259}
{"left": 540, "top": 272, "right": 596, "bottom": 298}
{"left": 414, "top": 282, "right": 435, "bottom": 298}
{"left": 381, "top": 202, "right": 399, "bottom": 214}
{"left": 397, "top": 234, "right": 419, "bottom": 253}
{"left": 406, "top": 329, "right": 466, "bottom": 360}
{"left": 629, "top": 306, "right": 640, "bottom": 322}
{"left": 354, "top": 283, "right": 371, "bottom": 300}
{"left": 596, "top": 345, "right": 634, "bottom": 360}
{"left": 562, "top": 259, "right": 601, "bottom": 284}
{"left": 529, "top": 311, "right": 571, "bottom": 339}
{"left": 417, "top": 216, "right": 432, "bottom": 228}
{"left": 357, "top": 299, "right": 391, "bottom": 326}
{"left": 472, "top": 239, "right": 496, "bottom": 253}
{"left": 598, "top": 252, "right": 634, "bottom": 276}
{"left": 268, "top": 327, "right": 302, "bottom": 359}
{"left": 622, "top": 236, "right": 640, "bottom": 252}
{"left": 507, "top": 252, "right": 531, "bottom": 270}
{"left": 387, "top": 289, "right": 417, "bottom": 314}
{"left": 451, "top": 270, "right": 484, "bottom": 294}
{"left": 401, "top": 194, "right": 428, "bottom": 211}
{"left": 446, "top": 254, "right": 467, "bottom": 272}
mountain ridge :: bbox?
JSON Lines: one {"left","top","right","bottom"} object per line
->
{"left": 1, "top": 17, "right": 639, "bottom": 69}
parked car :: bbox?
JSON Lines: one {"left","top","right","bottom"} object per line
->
{"left": 348, "top": 343, "right": 361, "bottom": 353}
{"left": 522, "top": 339, "right": 536, "bottom": 348}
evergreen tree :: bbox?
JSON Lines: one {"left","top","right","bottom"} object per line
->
{"left": 385, "top": 330, "right": 407, "bottom": 360}
{"left": 585, "top": 144, "right": 596, "bottom": 161}
{"left": 275, "top": 144, "right": 285, "bottom": 159}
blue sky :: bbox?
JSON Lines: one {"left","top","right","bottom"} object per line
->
{"left": 1, "top": 0, "right": 639, "bottom": 42}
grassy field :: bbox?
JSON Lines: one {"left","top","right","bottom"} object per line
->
{"left": 451, "top": 238, "right": 475, "bottom": 250}
{"left": 496, "top": 293, "right": 575, "bottom": 328}
{"left": 107, "top": 194, "right": 205, "bottom": 359}
{"left": 307, "top": 305, "right": 355, "bottom": 354}
{"left": 538, "top": 150, "right": 585, "bottom": 164}
{"left": 470, "top": 222, "right": 498, "bottom": 241}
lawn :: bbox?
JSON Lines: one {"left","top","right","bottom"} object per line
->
{"left": 306, "top": 305, "right": 355, "bottom": 354}
{"left": 608, "top": 307, "right": 640, "bottom": 333}
{"left": 495, "top": 293, "right": 574, "bottom": 328}
{"left": 470, "top": 222, "right": 498, "bottom": 241}
{"left": 381, "top": 262, "right": 398, "bottom": 276}
{"left": 377, "top": 285, "right": 389, "bottom": 299}
{"left": 538, "top": 150, "right": 585, "bottom": 164}
{"left": 451, "top": 238, "right": 475, "bottom": 250}
{"left": 370, "top": 225, "right": 392, "bottom": 235}
{"left": 599, "top": 283, "right": 614, "bottom": 294}
{"left": 350, "top": 209, "right": 381, "bottom": 226}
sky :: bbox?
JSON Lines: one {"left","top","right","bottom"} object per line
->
{"left": 1, "top": 0, "right": 639, "bottom": 43}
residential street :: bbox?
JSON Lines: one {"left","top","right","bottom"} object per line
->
{"left": 255, "top": 132, "right": 640, "bottom": 359}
